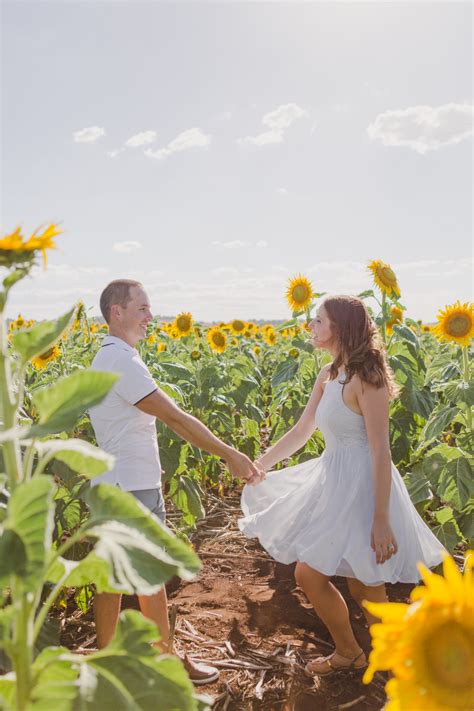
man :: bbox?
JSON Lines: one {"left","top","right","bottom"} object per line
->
{"left": 89, "top": 279, "right": 262, "bottom": 685}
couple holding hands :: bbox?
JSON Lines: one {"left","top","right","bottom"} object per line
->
{"left": 89, "top": 279, "right": 445, "bottom": 684}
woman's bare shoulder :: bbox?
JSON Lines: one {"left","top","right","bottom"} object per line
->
{"left": 317, "top": 363, "right": 332, "bottom": 389}
{"left": 352, "top": 373, "right": 389, "bottom": 400}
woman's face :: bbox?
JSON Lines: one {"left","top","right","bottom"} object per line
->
{"left": 309, "top": 305, "right": 336, "bottom": 351}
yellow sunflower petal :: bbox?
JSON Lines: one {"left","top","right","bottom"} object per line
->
{"left": 286, "top": 274, "right": 314, "bottom": 312}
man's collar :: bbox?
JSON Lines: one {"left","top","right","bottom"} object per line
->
{"left": 102, "top": 335, "right": 137, "bottom": 353}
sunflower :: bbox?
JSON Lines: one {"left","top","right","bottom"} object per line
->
{"left": 0, "top": 224, "right": 61, "bottom": 269}
{"left": 368, "top": 260, "right": 401, "bottom": 299}
{"left": 390, "top": 305, "right": 403, "bottom": 323}
{"left": 289, "top": 348, "right": 299, "bottom": 358}
{"left": 432, "top": 301, "right": 473, "bottom": 347}
{"left": 9, "top": 314, "right": 26, "bottom": 332}
{"left": 168, "top": 326, "right": 180, "bottom": 340}
{"left": 190, "top": 349, "right": 201, "bottom": 360}
{"left": 421, "top": 324, "right": 432, "bottom": 333}
{"left": 386, "top": 306, "right": 404, "bottom": 336}
{"left": 264, "top": 328, "right": 277, "bottom": 346}
{"left": 31, "top": 344, "right": 61, "bottom": 370}
{"left": 363, "top": 552, "right": 474, "bottom": 710}
{"left": 157, "top": 342, "right": 167, "bottom": 353}
{"left": 174, "top": 312, "right": 193, "bottom": 337}
{"left": 286, "top": 274, "right": 314, "bottom": 312}
{"left": 207, "top": 326, "right": 227, "bottom": 353}
{"left": 147, "top": 332, "right": 157, "bottom": 345}
{"left": 230, "top": 319, "right": 246, "bottom": 335}
{"left": 253, "top": 345, "right": 261, "bottom": 355}
{"left": 231, "top": 337, "right": 238, "bottom": 346}
{"left": 23, "top": 224, "right": 61, "bottom": 268}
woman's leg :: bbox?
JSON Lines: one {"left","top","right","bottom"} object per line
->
{"left": 346, "top": 578, "right": 387, "bottom": 626}
{"left": 295, "top": 562, "right": 364, "bottom": 662}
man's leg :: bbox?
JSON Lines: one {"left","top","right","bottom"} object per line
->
{"left": 138, "top": 588, "right": 170, "bottom": 653}
{"left": 129, "top": 487, "right": 219, "bottom": 684}
{"left": 94, "top": 592, "right": 122, "bottom": 648}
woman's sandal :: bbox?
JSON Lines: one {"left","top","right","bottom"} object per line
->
{"left": 304, "top": 650, "right": 367, "bottom": 677}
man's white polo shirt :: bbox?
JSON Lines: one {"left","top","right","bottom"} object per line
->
{"left": 89, "top": 335, "right": 161, "bottom": 491}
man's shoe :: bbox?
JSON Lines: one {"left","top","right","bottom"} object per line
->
{"left": 182, "top": 654, "right": 220, "bottom": 685}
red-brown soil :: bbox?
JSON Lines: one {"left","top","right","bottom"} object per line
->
{"left": 63, "top": 494, "right": 415, "bottom": 710}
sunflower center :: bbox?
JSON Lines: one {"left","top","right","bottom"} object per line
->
{"left": 40, "top": 347, "right": 55, "bottom": 360}
{"left": 212, "top": 332, "right": 225, "bottom": 347}
{"left": 292, "top": 285, "right": 309, "bottom": 303}
{"left": 422, "top": 622, "right": 474, "bottom": 694}
{"left": 445, "top": 313, "right": 472, "bottom": 338}
{"left": 379, "top": 266, "right": 397, "bottom": 287}
{"left": 232, "top": 320, "right": 245, "bottom": 332}
{"left": 176, "top": 316, "right": 191, "bottom": 331}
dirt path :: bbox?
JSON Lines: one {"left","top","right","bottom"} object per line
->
{"left": 62, "top": 493, "right": 414, "bottom": 709}
{"left": 166, "top": 494, "right": 413, "bottom": 710}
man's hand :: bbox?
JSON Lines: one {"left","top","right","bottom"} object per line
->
{"left": 225, "top": 450, "right": 264, "bottom": 486}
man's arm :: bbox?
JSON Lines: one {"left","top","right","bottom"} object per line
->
{"left": 136, "top": 388, "right": 262, "bottom": 484}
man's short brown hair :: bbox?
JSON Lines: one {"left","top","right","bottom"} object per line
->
{"left": 100, "top": 279, "right": 143, "bottom": 324}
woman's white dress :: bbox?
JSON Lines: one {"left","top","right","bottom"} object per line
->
{"left": 239, "top": 374, "right": 446, "bottom": 585}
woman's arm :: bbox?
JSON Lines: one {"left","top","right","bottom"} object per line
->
{"left": 257, "top": 364, "right": 330, "bottom": 471}
{"left": 357, "top": 378, "right": 398, "bottom": 564}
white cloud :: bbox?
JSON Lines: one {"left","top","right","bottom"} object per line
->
{"left": 107, "top": 148, "right": 124, "bottom": 159}
{"left": 6, "top": 258, "right": 471, "bottom": 323}
{"left": 239, "top": 103, "right": 308, "bottom": 146}
{"left": 113, "top": 241, "right": 143, "bottom": 253}
{"left": 241, "top": 129, "right": 283, "bottom": 146}
{"left": 263, "top": 103, "right": 308, "bottom": 131}
{"left": 256, "top": 240, "right": 268, "bottom": 248}
{"left": 212, "top": 240, "right": 247, "bottom": 249}
{"left": 125, "top": 131, "right": 157, "bottom": 148}
{"left": 145, "top": 127, "right": 211, "bottom": 160}
{"left": 277, "top": 187, "right": 288, "bottom": 195}
{"left": 73, "top": 126, "right": 106, "bottom": 143}
{"left": 367, "top": 103, "right": 474, "bottom": 154}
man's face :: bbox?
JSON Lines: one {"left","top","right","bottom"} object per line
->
{"left": 115, "top": 286, "right": 153, "bottom": 344}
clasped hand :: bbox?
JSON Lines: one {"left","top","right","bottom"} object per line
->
{"left": 226, "top": 451, "right": 266, "bottom": 486}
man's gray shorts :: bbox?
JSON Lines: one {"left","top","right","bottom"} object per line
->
{"left": 129, "top": 487, "right": 166, "bottom": 524}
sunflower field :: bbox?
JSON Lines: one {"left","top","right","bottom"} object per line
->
{"left": 0, "top": 227, "right": 473, "bottom": 710}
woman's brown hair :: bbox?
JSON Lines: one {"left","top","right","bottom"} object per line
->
{"left": 323, "top": 295, "right": 398, "bottom": 398}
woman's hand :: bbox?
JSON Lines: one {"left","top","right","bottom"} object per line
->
{"left": 371, "top": 518, "right": 398, "bottom": 564}
{"left": 253, "top": 459, "right": 266, "bottom": 483}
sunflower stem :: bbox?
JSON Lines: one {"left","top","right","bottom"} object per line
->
{"left": 462, "top": 346, "right": 472, "bottom": 431}
{"left": 0, "top": 287, "right": 23, "bottom": 490}
{"left": 381, "top": 293, "right": 387, "bottom": 345}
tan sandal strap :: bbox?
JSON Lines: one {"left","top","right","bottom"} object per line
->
{"left": 350, "top": 651, "right": 364, "bottom": 667}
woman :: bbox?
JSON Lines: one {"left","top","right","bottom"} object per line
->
{"left": 239, "top": 295, "right": 446, "bottom": 675}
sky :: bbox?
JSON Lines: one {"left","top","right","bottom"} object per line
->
{"left": 1, "top": 0, "right": 472, "bottom": 323}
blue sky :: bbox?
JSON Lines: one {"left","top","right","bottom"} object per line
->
{"left": 2, "top": 1, "right": 472, "bottom": 322}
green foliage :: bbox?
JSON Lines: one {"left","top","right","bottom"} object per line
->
{"left": 0, "top": 477, "right": 54, "bottom": 590}
{"left": 11, "top": 309, "right": 74, "bottom": 365}
{"left": 18, "top": 612, "right": 208, "bottom": 711}
{"left": 29, "top": 370, "right": 119, "bottom": 437}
